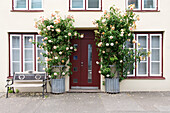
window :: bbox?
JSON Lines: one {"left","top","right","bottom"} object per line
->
{"left": 127, "top": 33, "right": 163, "bottom": 79}
{"left": 13, "top": 0, "right": 43, "bottom": 11}
{"left": 9, "top": 34, "right": 45, "bottom": 76}
{"left": 70, "top": 0, "right": 102, "bottom": 11}
{"left": 127, "top": 0, "right": 158, "bottom": 11}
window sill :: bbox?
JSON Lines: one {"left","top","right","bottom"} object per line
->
{"left": 11, "top": 10, "right": 44, "bottom": 12}
{"left": 132, "top": 10, "right": 160, "bottom": 12}
{"left": 127, "top": 76, "right": 165, "bottom": 80}
{"left": 69, "top": 10, "right": 103, "bottom": 12}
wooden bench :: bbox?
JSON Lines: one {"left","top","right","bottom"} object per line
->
{"left": 5, "top": 72, "right": 47, "bottom": 98}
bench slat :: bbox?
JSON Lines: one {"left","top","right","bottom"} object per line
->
{"left": 9, "top": 84, "right": 43, "bottom": 87}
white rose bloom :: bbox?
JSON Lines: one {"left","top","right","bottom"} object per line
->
{"left": 106, "top": 43, "right": 109, "bottom": 46}
{"left": 53, "top": 46, "right": 57, "bottom": 49}
{"left": 128, "top": 33, "right": 131, "bottom": 36}
{"left": 102, "top": 19, "right": 106, "bottom": 23}
{"left": 62, "top": 72, "right": 65, "bottom": 75}
{"left": 120, "top": 60, "right": 123, "bottom": 63}
{"left": 43, "top": 68, "right": 45, "bottom": 70}
{"left": 40, "top": 52, "right": 43, "bottom": 55}
{"left": 45, "top": 57, "right": 48, "bottom": 61}
{"left": 80, "top": 34, "right": 84, "bottom": 38}
{"left": 110, "top": 43, "right": 114, "bottom": 46}
{"left": 48, "top": 40, "right": 52, "bottom": 43}
{"left": 55, "top": 57, "right": 58, "bottom": 59}
{"left": 98, "top": 71, "right": 101, "bottom": 74}
{"left": 54, "top": 73, "right": 57, "bottom": 75}
{"left": 70, "top": 46, "right": 73, "bottom": 50}
{"left": 29, "top": 38, "right": 32, "bottom": 42}
{"left": 59, "top": 52, "right": 62, "bottom": 55}
{"left": 127, "top": 71, "right": 130, "bottom": 74}
{"left": 66, "top": 47, "right": 69, "bottom": 50}
{"left": 96, "top": 61, "right": 99, "bottom": 64}
{"left": 106, "top": 74, "right": 110, "bottom": 77}
{"left": 48, "top": 75, "right": 51, "bottom": 78}
{"left": 109, "top": 36, "right": 113, "bottom": 39}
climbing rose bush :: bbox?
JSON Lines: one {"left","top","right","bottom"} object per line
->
{"left": 32, "top": 11, "right": 83, "bottom": 79}
{"left": 93, "top": 5, "right": 149, "bottom": 81}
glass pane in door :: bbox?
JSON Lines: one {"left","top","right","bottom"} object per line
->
{"left": 88, "top": 44, "right": 92, "bottom": 83}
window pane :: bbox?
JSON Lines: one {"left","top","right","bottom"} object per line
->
{"left": 138, "top": 36, "right": 147, "bottom": 48}
{"left": 31, "top": 0, "right": 42, "bottom": 9}
{"left": 128, "top": 0, "right": 139, "bottom": 9}
{"left": 37, "top": 36, "right": 44, "bottom": 43}
{"left": 88, "top": 0, "right": 99, "bottom": 8}
{"left": 15, "top": 0, "right": 26, "bottom": 8}
{"left": 24, "top": 36, "right": 33, "bottom": 48}
{"left": 12, "top": 62, "right": 20, "bottom": 73}
{"left": 38, "top": 63, "right": 45, "bottom": 72}
{"left": 151, "top": 62, "right": 160, "bottom": 74}
{"left": 138, "top": 62, "right": 147, "bottom": 74}
{"left": 151, "top": 49, "right": 160, "bottom": 61}
{"left": 12, "top": 36, "right": 20, "bottom": 48}
{"left": 12, "top": 50, "right": 20, "bottom": 61}
{"left": 125, "top": 41, "right": 133, "bottom": 48}
{"left": 25, "top": 62, "right": 33, "bottom": 71}
{"left": 88, "top": 44, "right": 92, "bottom": 83}
{"left": 38, "top": 50, "right": 45, "bottom": 60}
{"left": 25, "top": 50, "right": 33, "bottom": 61}
{"left": 72, "top": 0, "right": 83, "bottom": 8}
{"left": 152, "top": 36, "right": 160, "bottom": 48}
{"left": 144, "top": 0, "right": 155, "bottom": 8}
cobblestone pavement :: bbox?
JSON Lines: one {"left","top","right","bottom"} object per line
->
{"left": 1, "top": 92, "right": 170, "bottom": 113}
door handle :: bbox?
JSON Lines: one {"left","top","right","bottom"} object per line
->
{"left": 81, "top": 62, "right": 83, "bottom": 66}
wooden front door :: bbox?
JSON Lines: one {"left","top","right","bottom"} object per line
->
{"left": 70, "top": 30, "right": 100, "bottom": 89}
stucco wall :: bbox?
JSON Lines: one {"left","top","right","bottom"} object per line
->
{"left": 0, "top": 0, "right": 170, "bottom": 92}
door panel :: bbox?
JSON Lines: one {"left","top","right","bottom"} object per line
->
{"left": 70, "top": 30, "right": 100, "bottom": 89}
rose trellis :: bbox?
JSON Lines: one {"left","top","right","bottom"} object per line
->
{"left": 93, "top": 5, "right": 149, "bottom": 81}
{"left": 32, "top": 11, "right": 83, "bottom": 79}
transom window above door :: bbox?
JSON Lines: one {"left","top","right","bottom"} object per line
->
{"left": 70, "top": 0, "right": 102, "bottom": 11}
{"left": 127, "top": 0, "right": 158, "bottom": 11}
{"left": 12, "top": 0, "right": 43, "bottom": 11}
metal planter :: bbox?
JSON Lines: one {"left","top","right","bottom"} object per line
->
{"left": 105, "top": 78, "right": 120, "bottom": 94}
{"left": 51, "top": 78, "right": 65, "bottom": 94}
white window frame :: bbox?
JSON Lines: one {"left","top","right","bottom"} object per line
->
{"left": 36, "top": 35, "right": 46, "bottom": 72}
{"left": 86, "top": 0, "right": 101, "bottom": 10}
{"left": 70, "top": 0, "right": 85, "bottom": 10}
{"left": 142, "top": 0, "right": 157, "bottom": 10}
{"left": 29, "top": 0, "right": 43, "bottom": 10}
{"left": 126, "top": 34, "right": 136, "bottom": 77}
{"left": 23, "top": 35, "right": 35, "bottom": 71}
{"left": 136, "top": 34, "right": 148, "bottom": 77}
{"left": 126, "top": 0, "right": 141, "bottom": 10}
{"left": 10, "top": 35, "right": 22, "bottom": 76}
{"left": 150, "top": 34, "right": 162, "bottom": 76}
{"left": 14, "top": 0, "right": 28, "bottom": 10}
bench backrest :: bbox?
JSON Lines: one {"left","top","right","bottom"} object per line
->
{"left": 14, "top": 72, "right": 46, "bottom": 82}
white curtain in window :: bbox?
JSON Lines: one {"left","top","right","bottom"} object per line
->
{"left": 151, "top": 62, "right": 160, "bottom": 74}
{"left": 138, "top": 63, "right": 147, "bottom": 74}
{"left": 72, "top": 0, "right": 83, "bottom": 8}
{"left": 88, "top": 0, "right": 99, "bottom": 8}
{"left": 128, "top": 0, "right": 139, "bottom": 9}
{"left": 11, "top": 36, "right": 21, "bottom": 75}
{"left": 31, "top": 0, "right": 42, "bottom": 9}
{"left": 138, "top": 36, "right": 147, "bottom": 48}
{"left": 12, "top": 36, "right": 20, "bottom": 48}
{"left": 15, "top": 0, "right": 26, "bottom": 8}
{"left": 24, "top": 36, "right": 34, "bottom": 71}
{"left": 144, "top": 0, "right": 155, "bottom": 8}
{"left": 25, "top": 62, "right": 33, "bottom": 70}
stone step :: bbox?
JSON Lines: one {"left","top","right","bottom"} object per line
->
{"left": 67, "top": 89, "right": 104, "bottom": 93}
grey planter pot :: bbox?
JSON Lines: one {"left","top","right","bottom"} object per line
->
{"left": 51, "top": 78, "right": 65, "bottom": 94}
{"left": 105, "top": 78, "right": 120, "bottom": 94}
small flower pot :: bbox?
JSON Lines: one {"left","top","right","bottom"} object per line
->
{"left": 105, "top": 77, "right": 119, "bottom": 94}
{"left": 51, "top": 78, "right": 65, "bottom": 94}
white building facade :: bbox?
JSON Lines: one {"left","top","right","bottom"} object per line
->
{"left": 0, "top": 0, "right": 170, "bottom": 92}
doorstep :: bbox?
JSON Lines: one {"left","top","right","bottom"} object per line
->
{"left": 67, "top": 89, "right": 104, "bottom": 93}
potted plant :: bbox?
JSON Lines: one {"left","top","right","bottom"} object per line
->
{"left": 32, "top": 11, "right": 81, "bottom": 93}
{"left": 94, "top": 5, "right": 149, "bottom": 93}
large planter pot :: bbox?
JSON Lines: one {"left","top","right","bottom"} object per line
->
{"left": 105, "top": 77, "right": 119, "bottom": 94}
{"left": 51, "top": 78, "right": 65, "bottom": 94}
